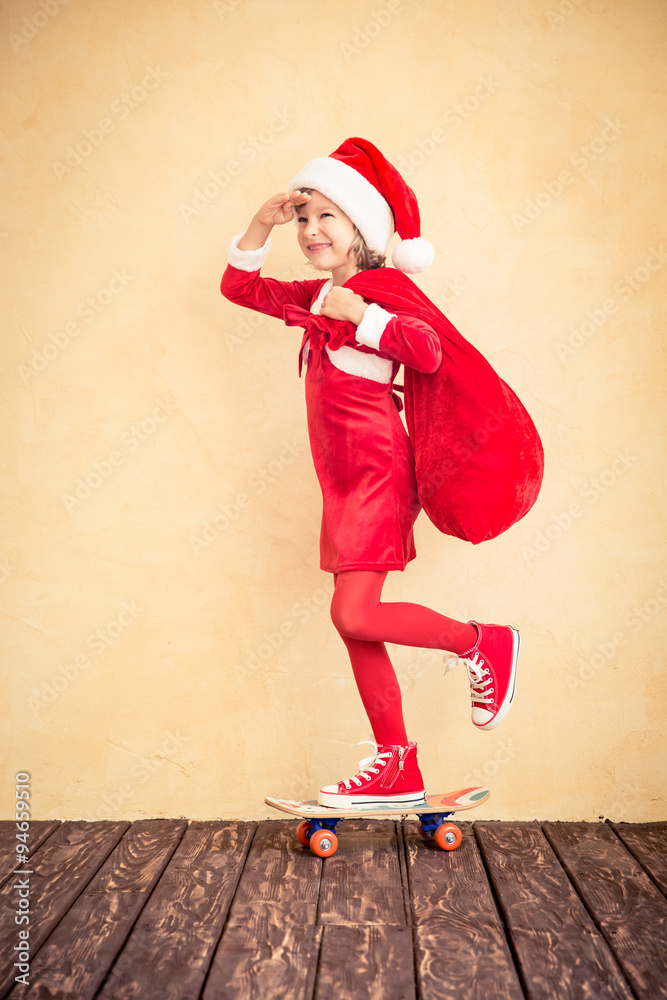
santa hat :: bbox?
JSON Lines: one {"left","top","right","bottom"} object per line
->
{"left": 287, "top": 137, "right": 435, "bottom": 273}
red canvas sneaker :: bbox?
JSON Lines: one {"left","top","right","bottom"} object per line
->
{"left": 445, "top": 621, "right": 520, "bottom": 730}
{"left": 318, "top": 741, "right": 426, "bottom": 809}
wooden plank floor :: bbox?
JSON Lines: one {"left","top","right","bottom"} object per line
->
{"left": 0, "top": 819, "right": 665, "bottom": 999}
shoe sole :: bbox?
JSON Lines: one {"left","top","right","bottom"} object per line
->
{"left": 318, "top": 792, "right": 427, "bottom": 809}
{"left": 476, "top": 626, "right": 520, "bottom": 731}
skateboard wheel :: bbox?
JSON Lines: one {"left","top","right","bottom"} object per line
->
{"left": 435, "top": 822, "right": 462, "bottom": 851}
{"left": 418, "top": 824, "right": 435, "bottom": 840}
{"left": 296, "top": 821, "right": 312, "bottom": 847}
{"left": 310, "top": 829, "right": 338, "bottom": 858}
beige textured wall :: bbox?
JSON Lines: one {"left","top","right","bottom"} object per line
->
{"left": 2, "top": 0, "right": 665, "bottom": 822}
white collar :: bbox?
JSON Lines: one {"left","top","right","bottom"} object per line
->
{"left": 310, "top": 278, "right": 333, "bottom": 315}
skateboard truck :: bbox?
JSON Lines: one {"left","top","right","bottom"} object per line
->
{"left": 296, "top": 810, "right": 463, "bottom": 858}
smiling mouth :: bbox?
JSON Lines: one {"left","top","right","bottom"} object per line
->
{"left": 308, "top": 243, "right": 332, "bottom": 252}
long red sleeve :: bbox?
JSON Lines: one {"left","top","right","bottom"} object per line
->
{"left": 220, "top": 263, "right": 326, "bottom": 320}
{"left": 222, "top": 262, "right": 442, "bottom": 375}
{"left": 373, "top": 313, "right": 442, "bottom": 374}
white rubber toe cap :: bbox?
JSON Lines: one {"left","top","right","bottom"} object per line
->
{"left": 472, "top": 707, "right": 495, "bottom": 727}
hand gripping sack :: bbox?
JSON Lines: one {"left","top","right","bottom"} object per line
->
{"left": 347, "top": 269, "right": 544, "bottom": 544}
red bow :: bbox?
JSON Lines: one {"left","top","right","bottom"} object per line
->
{"left": 283, "top": 304, "right": 358, "bottom": 351}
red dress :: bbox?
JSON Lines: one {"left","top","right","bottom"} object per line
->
{"left": 221, "top": 262, "right": 442, "bottom": 573}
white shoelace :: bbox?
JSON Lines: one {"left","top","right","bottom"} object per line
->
{"left": 443, "top": 652, "right": 494, "bottom": 705}
{"left": 340, "top": 740, "right": 392, "bottom": 789}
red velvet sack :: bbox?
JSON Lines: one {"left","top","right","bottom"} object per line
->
{"left": 348, "top": 268, "right": 544, "bottom": 544}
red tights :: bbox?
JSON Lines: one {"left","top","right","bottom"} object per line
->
{"left": 331, "top": 571, "right": 478, "bottom": 747}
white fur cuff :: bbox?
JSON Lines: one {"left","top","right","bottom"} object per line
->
{"left": 227, "top": 231, "right": 272, "bottom": 272}
{"left": 355, "top": 303, "right": 395, "bottom": 351}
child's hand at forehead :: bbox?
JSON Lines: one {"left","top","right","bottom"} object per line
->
{"left": 255, "top": 191, "right": 311, "bottom": 227}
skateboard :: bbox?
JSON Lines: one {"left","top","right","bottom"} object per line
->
{"left": 265, "top": 786, "right": 490, "bottom": 857}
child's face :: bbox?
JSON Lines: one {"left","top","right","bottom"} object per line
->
{"left": 294, "top": 191, "right": 357, "bottom": 278}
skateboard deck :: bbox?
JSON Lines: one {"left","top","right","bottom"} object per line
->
{"left": 265, "top": 786, "right": 490, "bottom": 857}
{"left": 265, "top": 786, "right": 489, "bottom": 820}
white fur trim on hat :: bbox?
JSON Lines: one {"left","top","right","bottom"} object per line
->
{"left": 288, "top": 156, "right": 394, "bottom": 254}
{"left": 391, "top": 237, "right": 435, "bottom": 274}
{"left": 227, "top": 231, "right": 272, "bottom": 271}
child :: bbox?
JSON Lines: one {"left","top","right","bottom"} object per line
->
{"left": 221, "top": 137, "right": 520, "bottom": 809}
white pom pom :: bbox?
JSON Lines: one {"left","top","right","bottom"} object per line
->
{"left": 391, "top": 237, "right": 435, "bottom": 273}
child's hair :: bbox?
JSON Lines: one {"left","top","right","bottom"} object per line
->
{"left": 294, "top": 188, "right": 386, "bottom": 271}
